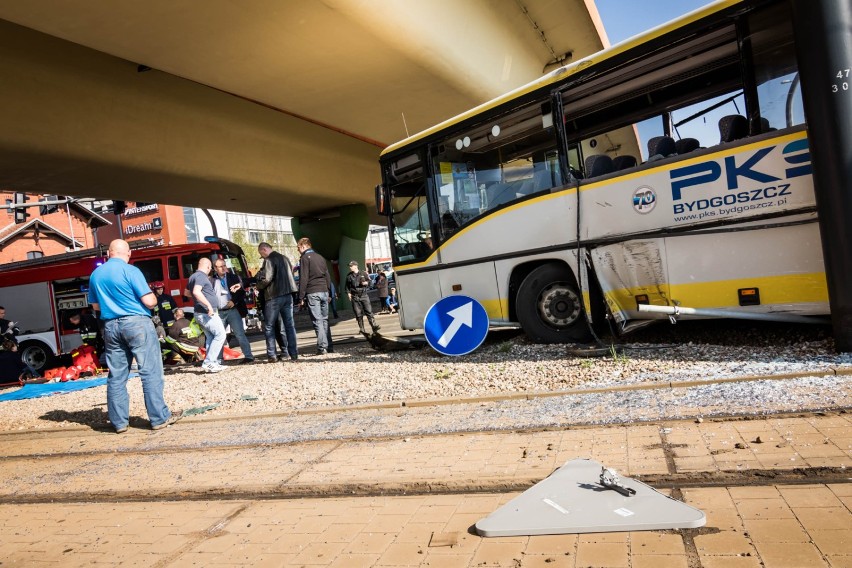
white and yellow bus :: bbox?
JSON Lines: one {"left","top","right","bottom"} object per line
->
{"left": 375, "top": 0, "right": 830, "bottom": 343}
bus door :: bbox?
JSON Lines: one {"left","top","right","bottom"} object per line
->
{"left": 386, "top": 150, "right": 442, "bottom": 328}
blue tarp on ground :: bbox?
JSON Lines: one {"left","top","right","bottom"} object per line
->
{"left": 0, "top": 377, "right": 109, "bottom": 402}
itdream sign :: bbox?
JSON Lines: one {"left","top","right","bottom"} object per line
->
{"left": 125, "top": 217, "right": 163, "bottom": 235}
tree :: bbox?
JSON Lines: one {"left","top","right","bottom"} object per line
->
{"left": 229, "top": 229, "right": 299, "bottom": 275}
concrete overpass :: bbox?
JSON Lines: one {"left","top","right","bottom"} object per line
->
{"left": 0, "top": 1, "right": 606, "bottom": 230}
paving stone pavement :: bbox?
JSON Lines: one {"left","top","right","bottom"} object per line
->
{"left": 1, "top": 401, "right": 851, "bottom": 567}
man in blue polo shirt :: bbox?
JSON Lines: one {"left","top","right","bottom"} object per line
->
{"left": 88, "top": 239, "right": 182, "bottom": 433}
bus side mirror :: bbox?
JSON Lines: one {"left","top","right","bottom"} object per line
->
{"left": 375, "top": 184, "right": 389, "bottom": 216}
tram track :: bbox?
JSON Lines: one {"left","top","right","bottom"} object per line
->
{"left": 0, "top": 407, "right": 848, "bottom": 463}
{"left": 1, "top": 407, "right": 849, "bottom": 506}
{"left": 1, "top": 465, "right": 849, "bottom": 506}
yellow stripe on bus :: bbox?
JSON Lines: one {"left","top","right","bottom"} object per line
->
{"left": 396, "top": 130, "right": 809, "bottom": 275}
{"left": 606, "top": 272, "right": 828, "bottom": 312}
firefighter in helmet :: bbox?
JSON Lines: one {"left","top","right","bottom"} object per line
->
{"left": 150, "top": 281, "right": 176, "bottom": 327}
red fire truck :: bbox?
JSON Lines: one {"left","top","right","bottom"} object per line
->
{"left": 0, "top": 237, "right": 252, "bottom": 371}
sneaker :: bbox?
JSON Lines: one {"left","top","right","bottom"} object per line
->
{"left": 203, "top": 362, "right": 226, "bottom": 373}
{"left": 266, "top": 356, "right": 279, "bottom": 363}
{"left": 316, "top": 349, "right": 327, "bottom": 356}
{"left": 151, "top": 410, "right": 183, "bottom": 430}
{"left": 372, "top": 324, "right": 381, "bottom": 332}
{"left": 239, "top": 358, "right": 255, "bottom": 365}
{"left": 115, "top": 426, "right": 128, "bottom": 434}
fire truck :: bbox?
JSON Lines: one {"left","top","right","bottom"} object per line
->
{"left": 0, "top": 237, "right": 251, "bottom": 371}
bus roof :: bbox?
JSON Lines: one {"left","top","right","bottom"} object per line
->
{"left": 380, "top": 0, "right": 743, "bottom": 158}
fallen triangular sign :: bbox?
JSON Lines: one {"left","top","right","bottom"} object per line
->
{"left": 475, "top": 458, "right": 705, "bottom": 537}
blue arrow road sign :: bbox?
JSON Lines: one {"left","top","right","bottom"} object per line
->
{"left": 424, "top": 295, "right": 489, "bottom": 356}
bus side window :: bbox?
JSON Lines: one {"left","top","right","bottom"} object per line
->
{"left": 749, "top": 2, "right": 803, "bottom": 130}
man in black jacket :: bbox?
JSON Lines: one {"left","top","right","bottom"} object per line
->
{"left": 256, "top": 242, "right": 299, "bottom": 362}
{"left": 67, "top": 310, "right": 105, "bottom": 356}
{"left": 297, "top": 237, "right": 334, "bottom": 355}
{"left": 0, "top": 306, "right": 20, "bottom": 344}
{"left": 345, "top": 261, "right": 380, "bottom": 335}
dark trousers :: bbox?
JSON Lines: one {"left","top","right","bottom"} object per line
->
{"left": 306, "top": 292, "right": 333, "bottom": 352}
{"left": 351, "top": 292, "right": 377, "bottom": 332}
{"left": 263, "top": 294, "right": 298, "bottom": 360}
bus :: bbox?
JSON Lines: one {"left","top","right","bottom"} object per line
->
{"left": 375, "top": 0, "right": 832, "bottom": 344}
{"left": 0, "top": 237, "right": 251, "bottom": 370}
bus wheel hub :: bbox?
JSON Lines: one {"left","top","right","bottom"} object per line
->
{"left": 539, "top": 284, "right": 580, "bottom": 327}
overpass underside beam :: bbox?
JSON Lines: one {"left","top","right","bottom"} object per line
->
{"left": 0, "top": 19, "right": 380, "bottom": 220}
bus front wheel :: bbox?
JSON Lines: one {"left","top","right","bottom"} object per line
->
{"left": 18, "top": 340, "right": 54, "bottom": 372}
{"left": 516, "top": 264, "right": 592, "bottom": 344}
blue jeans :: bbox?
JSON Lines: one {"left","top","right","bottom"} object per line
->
{"left": 103, "top": 315, "right": 172, "bottom": 429}
{"left": 195, "top": 312, "right": 227, "bottom": 366}
{"left": 218, "top": 308, "right": 254, "bottom": 361}
{"left": 306, "top": 292, "right": 333, "bottom": 351}
{"left": 263, "top": 294, "right": 298, "bottom": 359}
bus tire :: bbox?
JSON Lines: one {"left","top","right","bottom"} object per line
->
{"left": 516, "top": 263, "right": 592, "bottom": 343}
{"left": 18, "top": 340, "right": 55, "bottom": 372}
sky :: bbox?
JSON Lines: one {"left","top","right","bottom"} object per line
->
{"left": 594, "top": 0, "right": 717, "bottom": 44}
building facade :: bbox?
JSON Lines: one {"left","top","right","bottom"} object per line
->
{"left": 96, "top": 202, "right": 188, "bottom": 248}
{"left": 0, "top": 191, "right": 110, "bottom": 263}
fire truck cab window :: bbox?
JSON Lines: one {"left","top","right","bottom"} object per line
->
{"left": 132, "top": 259, "right": 164, "bottom": 284}
{"left": 168, "top": 256, "right": 180, "bottom": 280}
{"left": 182, "top": 254, "right": 203, "bottom": 278}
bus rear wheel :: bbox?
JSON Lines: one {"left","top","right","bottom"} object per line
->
{"left": 516, "top": 263, "right": 592, "bottom": 344}
{"left": 18, "top": 340, "right": 54, "bottom": 372}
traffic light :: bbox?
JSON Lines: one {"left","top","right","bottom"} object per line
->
{"left": 13, "top": 193, "right": 29, "bottom": 224}
{"left": 39, "top": 195, "right": 59, "bottom": 215}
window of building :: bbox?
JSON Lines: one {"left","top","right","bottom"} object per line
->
{"left": 26, "top": 251, "right": 44, "bottom": 259}
{"left": 183, "top": 207, "right": 200, "bottom": 243}
{"left": 248, "top": 231, "right": 262, "bottom": 244}
{"left": 5, "top": 199, "right": 11, "bottom": 217}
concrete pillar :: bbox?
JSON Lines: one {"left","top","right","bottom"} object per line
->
{"left": 292, "top": 204, "right": 369, "bottom": 310}
{"left": 792, "top": 0, "right": 852, "bottom": 351}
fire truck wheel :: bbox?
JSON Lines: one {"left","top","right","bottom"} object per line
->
{"left": 18, "top": 340, "right": 54, "bottom": 372}
{"left": 516, "top": 263, "right": 592, "bottom": 344}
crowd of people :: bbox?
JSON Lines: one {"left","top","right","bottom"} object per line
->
{"left": 2, "top": 237, "right": 397, "bottom": 432}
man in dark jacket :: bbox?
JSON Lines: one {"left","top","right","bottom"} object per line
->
{"left": 256, "top": 242, "right": 299, "bottom": 362}
{"left": 0, "top": 306, "right": 20, "bottom": 344}
{"left": 67, "top": 310, "right": 105, "bottom": 356}
{"left": 345, "top": 261, "right": 380, "bottom": 335}
{"left": 297, "top": 237, "right": 333, "bottom": 355}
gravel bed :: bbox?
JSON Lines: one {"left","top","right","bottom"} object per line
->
{"left": 1, "top": 321, "right": 851, "bottom": 432}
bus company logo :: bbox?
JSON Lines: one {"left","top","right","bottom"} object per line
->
{"left": 632, "top": 186, "right": 657, "bottom": 214}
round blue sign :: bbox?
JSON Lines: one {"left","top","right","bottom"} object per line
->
{"left": 424, "top": 295, "right": 489, "bottom": 356}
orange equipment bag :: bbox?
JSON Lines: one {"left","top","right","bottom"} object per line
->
{"left": 71, "top": 344, "right": 101, "bottom": 370}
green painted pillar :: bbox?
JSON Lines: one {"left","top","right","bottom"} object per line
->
{"left": 292, "top": 204, "right": 369, "bottom": 310}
